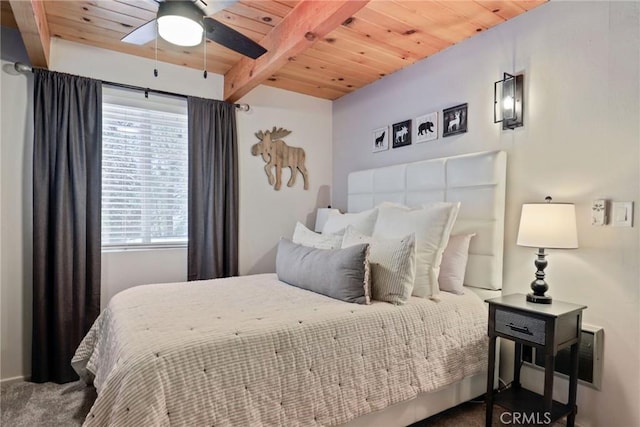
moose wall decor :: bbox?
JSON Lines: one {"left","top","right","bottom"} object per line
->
{"left": 251, "top": 127, "right": 309, "bottom": 191}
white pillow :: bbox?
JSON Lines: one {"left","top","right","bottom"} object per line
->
{"left": 373, "top": 202, "right": 460, "bottom": 298}
{"left": 292, "top": 222, "right": 342, "bottom": 249}
{"left": 342, "top": 226, "right": 416, "bottom": 305}
{"left": 322, "top": 208, "right": 378, "bottom": 235}
{"left": 439, "top": 233, "right": 475, "bottom": 295}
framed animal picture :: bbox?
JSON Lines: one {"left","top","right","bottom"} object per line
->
{"left": 415, "top": 112, "right": 438, "bottom": 143}
{"left": 392, "top": 119, "right": 412, "bottom": 148}
{"left": 442, "top": 103, "right": 468, "bottom": 137}
{"left": 372, "top": 127, "right": 389, "bottom": 152}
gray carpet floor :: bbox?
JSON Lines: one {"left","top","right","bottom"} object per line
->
{"left": 1, "top": 381, "right": 96, "bottom": 426}
{"left": 1, "top": 380, "right": 563, "bottom": 426}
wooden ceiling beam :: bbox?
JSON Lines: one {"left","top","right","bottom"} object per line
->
{"left": 1, "top": 1, "right": 17, "bottom": 28}
{"left": 223, "top": 0, "right": 370, "bottom": 102}
{"left": 9, "top": 0, "right": 50, "bottom": 68}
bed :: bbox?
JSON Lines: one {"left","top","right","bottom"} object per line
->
{"left": 343, "top": 150, "right": 506, "bottom": 425}
{"left": 73, "top": 150, "right": 506, "bottom": 426}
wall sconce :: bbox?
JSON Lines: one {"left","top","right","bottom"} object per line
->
{"left": 494, "top": 72, "right": 524, "bottom": 130}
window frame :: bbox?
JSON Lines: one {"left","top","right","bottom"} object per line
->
{"left": 101, "top": 87, "right": 189, "bottom": 250}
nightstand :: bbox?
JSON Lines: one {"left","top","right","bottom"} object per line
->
{"left": 485, "top": 294, "right": 586, "bottom": 427}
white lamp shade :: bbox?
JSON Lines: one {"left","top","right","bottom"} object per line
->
{"left": 517, "top": 203, "right": 578, "bottom": 249}
{"left": 314, "top": 208, "right": 340, "bottom": 232}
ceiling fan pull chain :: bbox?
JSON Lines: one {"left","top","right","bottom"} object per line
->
{"left": 203, "top": 39, "right": 208, "bottom": 79}
{"left": 154, "top": 21, "right": 159, "bottom": 78}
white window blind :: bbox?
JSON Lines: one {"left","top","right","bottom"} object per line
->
{"left": 102, "top": 88, "right": 188, "bottom": 248}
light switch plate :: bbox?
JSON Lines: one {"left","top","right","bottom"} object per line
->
{"left": 591, "top": 199, "right": 606, "bottom": 226}
{"left": 612, "top": 202, "right": 633, "bottom": 227}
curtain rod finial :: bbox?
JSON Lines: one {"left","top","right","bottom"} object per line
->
{"left": 14, "top": 62, "right": 32, "bottom": 73}
{"left": 236, "top": 103, "right": 250, "bottom": 112}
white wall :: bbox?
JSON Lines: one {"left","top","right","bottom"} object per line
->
{"left": 332, "top": 2, "right": 639, "bottom": 426}
{"left": 237, "top": 85, "right": 332, "bottom": 275}
{"left": 50, "top": 38, "right": 225, "bottom": 100}
{"left": 1, "top": 28, "right": 33, "bottom": 384}
{"left": 0, "top": 36, "right": 332, "bottom": 381}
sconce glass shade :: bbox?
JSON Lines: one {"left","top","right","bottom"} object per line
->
{"left": 502, "top": 77, "right": 515, "bottom": 119}
{"left": 494, "top": 72, "right": 524, "bottom": 130}
{"left": 157, "top": 2, "right": 204, "bottom": 47}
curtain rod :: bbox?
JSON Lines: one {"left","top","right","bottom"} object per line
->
{"left": 13, "top": 62, "right": 250, "bottom": 112}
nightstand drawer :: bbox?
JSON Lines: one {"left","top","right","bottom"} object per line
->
{"left": 495, "top": 309, "right": 546, "bottom": 345}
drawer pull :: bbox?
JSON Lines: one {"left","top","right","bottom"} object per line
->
{"left": 507, "top": 323, "right": 533, "bottom": 335}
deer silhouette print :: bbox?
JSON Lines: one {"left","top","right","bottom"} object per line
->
{"left": 251, "top": 127, "right": 309, "bottom": 191}
{"left": 448, "top": 112, "right": 461, "bottom": 132}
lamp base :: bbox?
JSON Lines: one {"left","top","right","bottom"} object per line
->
{"left": 527, "top": 293, "right": 552, "bottom": 304}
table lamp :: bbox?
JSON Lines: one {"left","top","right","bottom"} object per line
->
{"left": 517, "top": 197, "right": 578, "bottom": 304}
{"left": 314, "top": 207, "right": 339, "bottom": 233}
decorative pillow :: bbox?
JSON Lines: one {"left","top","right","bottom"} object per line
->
{"left": 373, "top": 202, "right": 460, "bottom": 298}
{"left": 342, "top": 226, "right": 416, "bottom": 305}
{"left": 322, "top": 208, "right": 378, "bottom": 236}
{"left": 438, "top": 233, "right": 475, "bottom": 295}
{"left": 276, "top": 239, "right": 370, "bottom": 304}
{"left": 292, "top": 222, "right": 342, "bottom": 249}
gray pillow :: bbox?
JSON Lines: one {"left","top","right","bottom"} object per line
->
{"left": 276, "top": 239, "right": 370, "bottom": 304}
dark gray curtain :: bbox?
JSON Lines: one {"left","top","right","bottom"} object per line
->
{"left": 32, "top": 69, "right": 102, "bottom": 384}
{"left": 187, "top": 97, "right": 238, "bottom": 280}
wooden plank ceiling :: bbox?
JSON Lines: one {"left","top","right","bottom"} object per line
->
{"left": 2, "top": 0, "right": 546, "bottom": 101}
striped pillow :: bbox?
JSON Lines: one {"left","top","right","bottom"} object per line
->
{"left": 342, "top": 226, "right": 416, "bottom": 305}
{"left": 373, "top": 202, "right": 460, "bottom": 298}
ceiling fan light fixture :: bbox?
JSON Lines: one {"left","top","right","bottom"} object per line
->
{"left": 157, "top": 2, "right": 204, "bottom": 47}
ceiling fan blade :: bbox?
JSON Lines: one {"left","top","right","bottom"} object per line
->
{"left": 203, "top": 17, "right": 267, "bottom": 59}
{"left": 197, "top": 0, "right": 238, "bottom": 17}
{"left": 122, "top": 19, "right": 158, "bottom": 45}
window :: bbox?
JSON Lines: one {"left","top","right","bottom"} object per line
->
{"left": 101, "top": 87, "right": 188, "bottom": 248}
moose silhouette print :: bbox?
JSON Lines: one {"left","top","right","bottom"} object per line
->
{"left": 392, "top": 119, "right": 412, "bottom": 148}
{"left": 395, "top": 126, "right": 408, "bottom": 143}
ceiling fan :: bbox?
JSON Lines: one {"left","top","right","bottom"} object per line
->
{"left": 122, "top": 0, "right": 267, "bottom": 60}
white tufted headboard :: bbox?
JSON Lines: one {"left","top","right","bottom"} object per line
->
{"left": 347, "top": 151, "right": 506, "bottom": 291}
